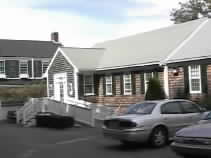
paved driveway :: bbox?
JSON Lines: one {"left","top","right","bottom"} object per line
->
{"left": 0, "top": 122, "right": 180, "bottom": 158}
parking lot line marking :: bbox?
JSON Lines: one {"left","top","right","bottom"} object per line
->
{"left": 55, "top": 136, "right": 97, "bottom": 145}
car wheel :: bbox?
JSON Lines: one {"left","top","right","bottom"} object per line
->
{"left": 150, "top": 127, "right": 168, "bottom": 147}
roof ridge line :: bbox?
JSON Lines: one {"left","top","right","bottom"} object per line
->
{"left": 161, "top": 18, "right": 209, "bottom": 65}
{"left": 61, "top": 46, "right": 105, "bottom": 50}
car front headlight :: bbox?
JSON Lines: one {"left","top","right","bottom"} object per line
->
{"left": 174, "top": 136, "right": 184, "bottom": 143}
{"left": 199, "top": 138, "right": 211, "bottom": 145}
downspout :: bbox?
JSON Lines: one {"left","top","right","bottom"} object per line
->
{"left": 163, "top": 65, "right": 169, "bottom": 98}
{"left": 74, "top": 70, "right": 79, "bottom": 100}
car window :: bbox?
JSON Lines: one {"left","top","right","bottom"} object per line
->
{"left": 205, "top": 112, "right": 211, "bottom": 120}
{"left": 180, "top": 102, "right": 200, "bottom": 113}
{"left": 126, "top": 102, "right": 157, "bottom": 115}
{"left": 161, "top": 102, "right": 183, "bottom": 114}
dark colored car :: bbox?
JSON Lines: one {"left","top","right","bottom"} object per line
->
{"left": 35, "top": 112, "right": 74, "bottom": 129}
{"left": 7, "top": 111, "right": 16, "bottom": 123}
{"left": 171, "top": 123, "right": 211, "bottom": 158}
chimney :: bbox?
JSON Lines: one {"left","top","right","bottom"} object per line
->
{"left": 51, "top": 32, "right": 59, "bottom": 42}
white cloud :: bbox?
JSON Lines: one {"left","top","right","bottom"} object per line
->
{"left": 127, "top": 0, "right": 188, "bottom": 17}
{"left": 0, "top": 7, "right": 119, "bottom": 47}
{"left": 0, "top": 0, "right": 189, "bottom": 47}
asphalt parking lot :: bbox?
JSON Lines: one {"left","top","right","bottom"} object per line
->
{"left": 0, "top": 122, "right": 180, "bottom": 158}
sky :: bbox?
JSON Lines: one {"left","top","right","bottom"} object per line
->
{"left": 0, "top": 0, "right": 188, "bottom": 47}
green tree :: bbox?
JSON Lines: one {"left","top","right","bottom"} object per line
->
{"left": 171, "top": 0, "right": 210, "bottom": 24}
{"left": 145, "top": 78, "right": 166, "bottom": 100}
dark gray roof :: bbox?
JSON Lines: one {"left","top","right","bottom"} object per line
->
{"left": 0, "top": 39, "right": 61, "bottom": 58}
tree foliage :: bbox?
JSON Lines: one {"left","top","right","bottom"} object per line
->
{"left": 171, "top": 0, "right": 211, "bottom": 24}
{"left": 145, "top": 78, "right": 166, "bottom": 100}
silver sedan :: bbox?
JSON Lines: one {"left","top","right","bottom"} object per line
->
{"left": 103, "top": 99, "right": 206, "bottom": 147}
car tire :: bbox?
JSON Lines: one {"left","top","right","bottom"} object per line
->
{"left": 150, "top": 127, "right": 168, "bottom": 148}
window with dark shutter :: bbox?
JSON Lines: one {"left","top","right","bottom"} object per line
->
{"left": 105, "top": 75, "right": 112, "bottom": 95}
{"left": 84, "top": 74, "right": 94, "bottom": 96}
{"left": 0, "top": 61, "right": 5, "bottom": 74}
{"left": 123, "top": 74, "right": 132, "bottom": 95}
{"left": 188, "top": 65, "right": 201, "bottom": 94}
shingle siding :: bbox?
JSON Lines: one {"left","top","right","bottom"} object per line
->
{"left": 168, "top": 65, "right": 207, "bottom": 101}
{"left": 168, "top": 67, "right": 185, "bottom": 99}
{"left": 82, "top": 71, "right": 164, "bottom": 106}
{"left": 48, "top": 51, "right": 75, "bottom": 98}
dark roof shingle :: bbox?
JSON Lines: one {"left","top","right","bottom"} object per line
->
{"left": 0, "top": 39, "right": 61, "bottom": 58}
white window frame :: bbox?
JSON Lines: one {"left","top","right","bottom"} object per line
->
{"left": 19, "top": 60, "right": 28, "bottom": 75}
{"left": 144, "top": 72, "right": 154, "bottom": 93}
{"left": 42, "top": 61, "right": 49, "bottom": 74}
{"left": 105, "top": 75, "right": 112, "bottom": 96}
{"left": 123, "top": 74, "right": 132, "bottom": 95}
{"left": 84, "top": 74, "right": 94, "bottom": 96}
{"left": 0, "top": 60, "right": 5, "bottom": 74}
{"left": 188, "top": 65, "right": 202, "bottom": 94}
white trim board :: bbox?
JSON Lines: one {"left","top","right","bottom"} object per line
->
{"left": 96, "top": 62, "right": 159, "bottom": 71}
{"left": 46, "top": 48, "right": 79, "bottom": 74}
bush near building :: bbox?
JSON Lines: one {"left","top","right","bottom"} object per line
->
{"left": 0, "top": 82, "right": 47, "bottom": 102}
{"left": 145, "top": 78, "right": 166, "bottom": 100}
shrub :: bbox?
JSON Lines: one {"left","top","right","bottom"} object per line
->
{"left": 0, "top": 82, "right": 47, "bottom": 102}
{"left": 145, "top": 78, "right": 166, "bottom": 100}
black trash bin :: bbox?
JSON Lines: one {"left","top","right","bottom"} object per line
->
{"left": 36, "top": 112, "right": 74, "bottom": 128}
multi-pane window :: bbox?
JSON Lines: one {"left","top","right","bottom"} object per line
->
{"left": 189, "top": 65, "right": 201, "bottom": 93}
{"left": 84, "top": 75, "right": 94, "bottom": 95}
{"left": 144, "top": 72, "right": 154, "bottom": 93}
{"left": 105, "top": 75, "right": 112, "bottom": 95}
{"left": 42, "top": 61, "right": 49, "bottom": 74}
{"left": 20, "top": 61, "right": 28, "bottom": 74}
{"left": 123, "top": 74, "right": 132, "bottom": 95}
{"left": 0, "top": 61, "right": 5, "bottom": 74}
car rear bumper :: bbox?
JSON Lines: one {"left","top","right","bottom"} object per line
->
{"left": 171, "top": 142, "right": 211, "bottom": 157}
{"left": 103, "top": 127, "right": 150, "bottom": 142}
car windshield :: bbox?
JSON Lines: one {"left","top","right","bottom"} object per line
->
{"left": 204, "top": 112, "right": 211, "bottom": 120}
{"left": 126, "top": 102, "right": 157, "bottom": 115}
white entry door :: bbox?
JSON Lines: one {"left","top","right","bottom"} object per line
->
{"left": 54, "top": 73, "right": 68, "bottom": 102}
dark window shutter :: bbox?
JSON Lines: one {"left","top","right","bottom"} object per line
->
{"left": 201, "top": 64, "right": 208, "bottom": 94}
{"left": 140, "top": 73, "right": 145, "bottom": 94}
{"left": 103, "top": 75, "right": 106, "bottom": 96}
{"left": 120, "top": 74, "right": 124, "bottom": 95}
{"left": 28, "top": 60, "right": 32, "bottom": 77}
{"left": 5, "top": 60, "right": 19, "bottom": 78}
{"left": 94, "top": 75, "right": 100, "bottom": 96}
{"left": 183, "top": 66, "right": 189, "bottom": 95}
{"left": 112, "top": 75, "right": 116, "bottom": 96}
{"left": 132, "top": 73, "right": 136, "bottom": 95}
{"left": 34, "top": 60, "right": 42, "bottom": 77}
{"left": 78, "top": 74, "right": 84, "bottom": 97}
